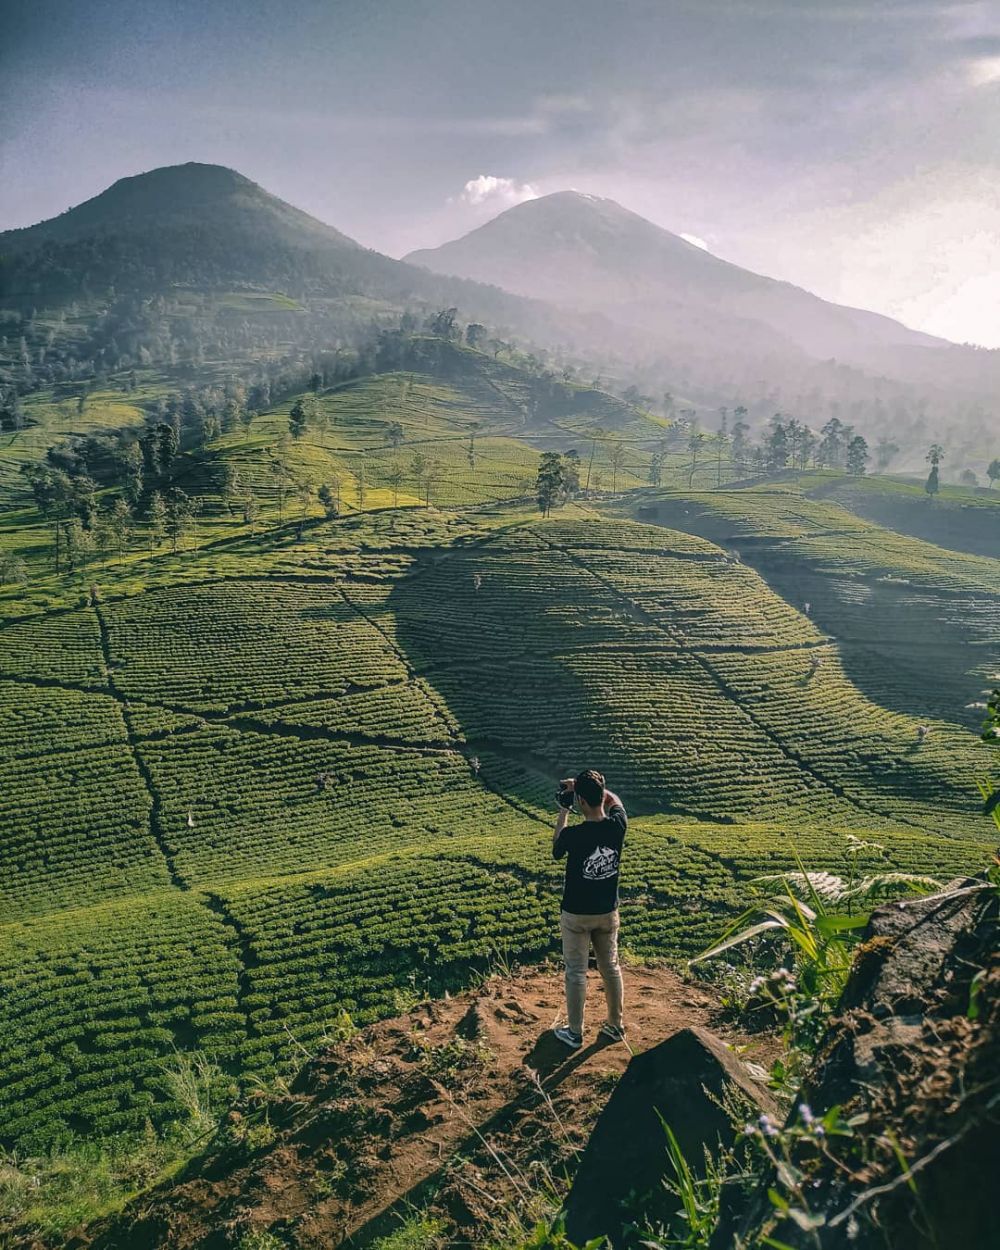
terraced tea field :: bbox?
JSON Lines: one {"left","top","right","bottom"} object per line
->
{"left": 637, "top": 485, "right": 1000, "bottom": 726}
{"left": 0, "top": 496, "right": 995, "bottom": 1153}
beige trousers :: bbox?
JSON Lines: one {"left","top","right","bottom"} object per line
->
{"left": 560, "top": 909, "right": 624, "bottom": 1035}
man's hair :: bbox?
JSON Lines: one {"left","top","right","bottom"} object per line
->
{"left": 575, "top": 768, "right": 605, "bottom": 808}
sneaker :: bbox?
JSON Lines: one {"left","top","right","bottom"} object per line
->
{"left": 554, "top": 1026, "right": 583, "bottom": 1049}
{"left": 599, "top": 1022, "right": 627, "bottom": 1042}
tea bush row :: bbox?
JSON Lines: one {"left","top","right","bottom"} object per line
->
{"left": 138, "top": 725, "right": 513, "bottom": 886}
{"left": 0, "top": 891, "right": 243, "bottom": 1150}
{"left": 103, "top": 580, "right": 408, "bottom": 710}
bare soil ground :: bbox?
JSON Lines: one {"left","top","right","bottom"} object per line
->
{"left": 76, "top": 963, "right": 776, "bottom": 1250}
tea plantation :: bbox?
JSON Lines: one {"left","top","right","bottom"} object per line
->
{"left": 0, "top": 481, "right": 996, "bottom": 1152}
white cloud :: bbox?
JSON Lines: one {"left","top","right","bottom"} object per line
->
{"left": 680, "top": 231, "right": 710, "bottom": 251}
{"left": 965, "top": 55, "right": 1000, "bottom": 86}
{"left": 457, "top": 174, "right": 540, "bottom": 208}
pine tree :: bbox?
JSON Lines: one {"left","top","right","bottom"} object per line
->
{"left": 289, "top": 400, "right": 307, "bottom": 440}
{"left": 846, "top": 435, "right": 869, "bottom": 476}
{"left": 536, "top": 451, "right": 564, "bottom": 516}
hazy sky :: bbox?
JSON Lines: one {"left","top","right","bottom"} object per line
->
{"left": 3, "top": 0, "right": 999, "bottom": 345}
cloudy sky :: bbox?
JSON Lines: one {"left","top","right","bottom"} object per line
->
{"left": 3, "top": 0, "right": 999, "bottom": 344}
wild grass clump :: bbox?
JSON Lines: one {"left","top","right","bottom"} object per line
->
{"left": 0, "top": 1049, "right": 231, "bottom": 1243}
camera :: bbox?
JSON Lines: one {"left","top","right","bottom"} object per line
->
{"left": 556, "top": 786, "right": 575, "bottom": 810}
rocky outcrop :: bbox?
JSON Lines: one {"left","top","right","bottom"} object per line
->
{"left": 563, "top": 1026, "right": 776, "bottom": 1247}
{"left": 716, "top": 876, "right": 999, "bottom": 1250}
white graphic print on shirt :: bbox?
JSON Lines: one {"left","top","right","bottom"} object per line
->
{"left": 582, "top": 845, "right": 619, "bottom": 881}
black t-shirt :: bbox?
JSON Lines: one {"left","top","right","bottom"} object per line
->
{"left": 554, "top": 804, "right": 628, "bottom": 915}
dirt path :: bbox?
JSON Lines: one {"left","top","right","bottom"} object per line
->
{"left": 78, "top": 964, "right": 775, "bottom": 1250}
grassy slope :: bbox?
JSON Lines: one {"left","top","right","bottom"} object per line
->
{"left": 634, "top": 480, "right": 1000, "bottom": 727}
{"left": 0, "top": 495, "right": 995, "bottom": 1150}
{"left": 813, "top": 472, "right": 1000, "bottom": 559}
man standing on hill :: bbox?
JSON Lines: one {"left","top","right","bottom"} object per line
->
{"left": 552, "top": 769, "right": 627, "bottom": 1048}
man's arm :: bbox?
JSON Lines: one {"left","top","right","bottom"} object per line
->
{"left": 603, "top": 788, "right": 627, "bottom": 829}
{"left": 553, "top": 777, "right": 574, "bottom": 859}
{"left": 553, "top": 804, "right": 570, "bottom": 859}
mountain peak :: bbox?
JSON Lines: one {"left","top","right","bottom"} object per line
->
{"left": 101, "top": 161, "right": 259, "bottom": 199}
{"left": 404, "top": 191, "right": 943, "bottom": 359}
{"left": 5, "top": 161, "right": 361, "bottom": 253}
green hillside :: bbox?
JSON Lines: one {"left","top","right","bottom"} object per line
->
{"left": 0, "top": 336, "right": 698, "bottom": 591}
{"left": 814, "top": 473, "right": 1000, "bottom": 558}
{"left": 635, "top": 483, "right": 1000, "bottom": 727}
{"left": 0, "top": 496, "right": 995, "bottom": 1152}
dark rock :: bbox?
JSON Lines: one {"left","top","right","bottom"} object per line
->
{"left": 563, "top": 1026, "right": 776, "bottom": 1248}
{"left": 717, "top": 876, "right": 999, "bottom": 1250}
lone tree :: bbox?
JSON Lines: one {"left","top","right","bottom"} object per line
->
{"left": 424, "top": 458, "right": 444, "bottom": 506}
{"left": 585, "top": 425, "right": 605, "bottom": 495}
{"left": 241, "top": 489, "right": 260, "bottom": 531}
{"left": 649, "top": 451, "right": 663, "bottom": 487}
{"left": 765, "top": 419, "right": 789, "bottom": 472}
{"left": 387, "top": 422, "right": 404, "bottom": 449}
{"left": 147, "top": 491, "right": 167, "bottom": 552}
{"left": 925, "top": 443, "right": 944, "bottom": 499}
{"left": 563, "top": 449, "right": 582, "bottom": 498}
{"left": 987, "top": 458, "right": 1000, "bottom": 489}
{"left": 465, "top": 323, "right": 487, "bottom": 349}
{"left": 289, "top": 400, "right": 307, "bottom": 440}
{"left": 409, "top": 452, "right": 428, "bottom": 502}
{"left": 165, "top": 490, "right": 196, "bottom": 552}
{"left": 536, "top": 451, "right": 565, "bottom": 517}
{"left": 687, "top": 429, "right": 706, "bottom": 486}
{"left": 111, "top": 498, "right": 133, "bottom": 563}
{"left": 846, "top": 434, "right": 870, "bottom": 476}
{"left": 715, "top": 423, "right": 729, "bottom": 486}
{"left": 428, "top": 308, "right": 459, "bottom": 340}
{"left": 220, "top": 464, "right": 242, "bottom": 515}
{"left": 730, "top": 417, "right": 750, "bottom": 474}
{"left": 317, "top": 483, "right": 339, "bottom": 519}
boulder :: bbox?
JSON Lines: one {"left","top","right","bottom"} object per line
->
{"left": 563, "top": 1026, "right": 775, "bottom": 1248}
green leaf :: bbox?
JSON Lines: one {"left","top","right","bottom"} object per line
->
{"left": 815, "top": 912, "right": 869, "bottom": 936}
{"left": 691, "top": 918, "right": 787, "bottom": 962}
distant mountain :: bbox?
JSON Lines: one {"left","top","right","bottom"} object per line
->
{"left": 0, "top": 164, "right": 372, "bottom": 299}
{"left": 1, "top": 163, "right": 361, "bottom": 253}
{"left": 0, "top": 163, "right": 564, "bottom": 342}
{"left": 405, "top": 191, "right": 946, "bottom": 366}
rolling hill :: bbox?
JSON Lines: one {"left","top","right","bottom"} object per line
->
{"left": 0, "top": 497, "right": 994, "bottom": 1152}
{"left": 633, "top": 483, "right": 1000, "bottom": 727}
